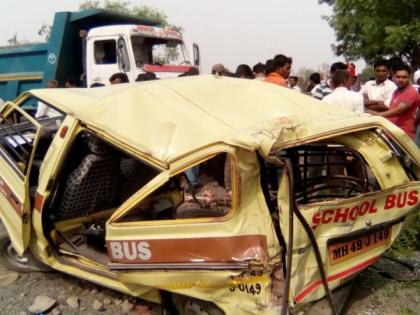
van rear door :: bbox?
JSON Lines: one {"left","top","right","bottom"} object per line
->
{"left": 273, "top": 129, "right": 420, "bottom": 307}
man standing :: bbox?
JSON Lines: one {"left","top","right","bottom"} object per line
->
{"left": 109, "top": 72, "right": 129, "bottom": 84}
{"left": 323, "top": 70, "right": 364, "bottom": 114}
{"left": 368, "top": 64, "right": 419, "bottom": 139}
{"left": 64, "top": 77, "right": 80, "bottom": 88}
{"left": 312, "top": 62, "right": 348, "bottom": 100}
{"left": 211, "top": 64, "right": 227, "bottom": 76}
{"left": 264, "top": 55, "right": 292, "bottom": 87}
{"left": 35, "top": 80, "right": 61, "bottom": 118}
{"left": 307, "top": 72, "right": 321, "bottom": 95}
{"left": 252, "top": 63, "right": 266, "bottom": 80}
{"left": 288, "top": 76, "right": 301, "bottom": 92}
{"left": 360, "top": 59, "right": 396, "bottom": 111}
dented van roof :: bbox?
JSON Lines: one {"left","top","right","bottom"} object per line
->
{"left": 26, "top": 75, "right": 417, "bottom": 164}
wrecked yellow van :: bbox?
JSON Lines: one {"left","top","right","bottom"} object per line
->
{"left": 0, "top": 76, "right": 418, "bottom": 315}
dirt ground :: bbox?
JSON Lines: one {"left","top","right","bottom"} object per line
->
{"left": 0, "top": 261, "right": 161, "bottom": 315}
{"left": 0, "top": 254, "right": 419, "bottom": 315}
{"left": 343, "top": 269, "right": 420, "bottom": 315}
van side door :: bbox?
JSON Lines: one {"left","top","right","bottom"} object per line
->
{"left": 0, "top": 103, "right": 42, "bottom": 255}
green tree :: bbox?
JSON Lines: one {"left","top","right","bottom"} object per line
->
{"left": 79, "top": 0, "right": 180, "bottom": 31}
{"left": 319, "top": 0, "right": 420, "bottom": 69}
{"left": 358, "top": 66, "right": 374, "bottom": 84}
{"left": 38, "top": 23, "right": 52, "bottom": 41}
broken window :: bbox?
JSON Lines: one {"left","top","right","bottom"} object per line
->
{"left": 118, "top": 153, "right": 233, "bottom": 222}
{"left": 279, "top": 144, "right": 380, "bottom": 204}
{"left": 45, "top": 131, "right": 161, "bottom": 264}
{"left": 0, "top": 104, "right": 39, "bottom": 176}
{"left": 47, "top": 131, "right": 160, "bottom": 222}
{"left": 375, "top": 130, "right": 419, "bottom": 181}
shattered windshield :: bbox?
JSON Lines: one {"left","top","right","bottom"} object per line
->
{"left": 131, "top": 36, "right": 189, "bottom": 67}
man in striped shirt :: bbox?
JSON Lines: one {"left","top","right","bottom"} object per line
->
{"left": 311, "top": 62, "right": 348, "bottom": 100}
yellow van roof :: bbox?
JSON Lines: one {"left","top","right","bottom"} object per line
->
{"left": 28, "top": 75, "right": 391, "bottom": 164}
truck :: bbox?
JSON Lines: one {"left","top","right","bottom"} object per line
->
{"left": 0, "top": 8, "right": 200, "bottom": 101}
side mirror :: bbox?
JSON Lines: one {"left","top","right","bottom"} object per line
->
{"left": 117, "top": 37, "right": 131, "bottom": 73}
{"left": 192, "top": 43, "right": 200, "bottom": 67}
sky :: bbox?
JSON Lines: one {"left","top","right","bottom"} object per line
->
{"left": 0, "top": 0, "right": 365, "bottom": 75}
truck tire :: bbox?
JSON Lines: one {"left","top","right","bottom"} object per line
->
{"left": 172, "top": 295, "right": 224, "bottom": 315}
{"left": 0, "top": 228, "right": 50, "bottom": 272}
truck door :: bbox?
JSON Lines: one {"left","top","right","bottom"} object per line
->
{"left": 0, "top": 103, "right": 42, "bottom": 255}
{"left": 87, "top": 36, "right": 122, "bottom": 85}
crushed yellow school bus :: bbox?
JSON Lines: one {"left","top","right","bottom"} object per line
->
{"left": 0, "top": 75, "right": 418, "bottom": 314}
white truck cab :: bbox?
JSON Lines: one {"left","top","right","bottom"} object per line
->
{"left": 86, "top": 25, "right": 200, "bottom": 85}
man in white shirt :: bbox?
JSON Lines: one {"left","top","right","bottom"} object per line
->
{"left": 360, "top": 59, "right": 396, "bottom": 111}
{"left": 323, "top": 70, "right": 364, "bottom": 114}
{"left": 288, "top": 76, "right": 301, "bottom": 92}
{"left": 35, "top": 80, "right": 61, "bottom": 118}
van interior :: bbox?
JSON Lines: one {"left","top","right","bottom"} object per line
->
{"left": 42, "top": 131, "right": 232, "bottom": 271}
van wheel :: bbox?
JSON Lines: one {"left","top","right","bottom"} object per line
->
{"left": 172, "top": 295, "right": 224, "bottom": 315}
{"left": 0, "top": 230, "right": 49, "bottom": 272}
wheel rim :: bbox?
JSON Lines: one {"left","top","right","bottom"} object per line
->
{"left": 4, "top": 241, "right": 30, "bottom": 269}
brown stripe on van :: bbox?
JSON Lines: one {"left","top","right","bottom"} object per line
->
{"left": 0, "top": 176, "right": 23, "bottom": 218}
{"left": 107, "top": 235, "right": 268, "bottom": 264}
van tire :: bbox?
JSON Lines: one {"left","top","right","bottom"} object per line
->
{"left": 171, "top": 294, "right": 224, "bottom": 315}
{"left": 0, "top": 229, "right": 50, "bottom": 272}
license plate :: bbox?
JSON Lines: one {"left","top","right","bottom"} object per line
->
{"left": 328, "top": 227, "right": 392, "bottom": 265}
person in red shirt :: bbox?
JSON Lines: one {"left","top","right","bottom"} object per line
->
{"left": 368, "top": 63, "right": 419, "bottom": 138}
{"left": 264, "top": 55, "right": 292, "bottom": 87}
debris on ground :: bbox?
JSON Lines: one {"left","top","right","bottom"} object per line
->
{"left": 66, "top": 296, "right": 79, "bottom": 308}
{"left": 121, "top": 300, "right": 135, "bottom": 313}
{"left": 93, "top": 299, "right": 103, "bottom": 311}
{"left": 28, "top": 295, "right": 56, "bottom": 314}
{"left": 0, "top": 272, "right": 19, "bottom": 287}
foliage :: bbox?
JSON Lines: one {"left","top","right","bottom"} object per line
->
{"left": 319, "top": 0, "right": 420, "bottom": 69}
{"left": 38, "top": 23, "right": 52, "bottom": 41}
{"left": 358, "top": 66, "right": 374, "bottom": 84}
{"left": 387, "top": 212, "right": 420, "bottom": 257}
{"left": 79, "top": 0, "right": 180, "bottom": 31}
{"left": 7, "top": 33, "right": 29, "bottom": 46}
{"left": 7, "top": 33, "right": 19, "bottom": 46}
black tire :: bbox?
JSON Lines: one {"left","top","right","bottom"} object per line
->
{"left": 172, "top": 294, "right": 224, "bottom": 315}
{"left": 0, "top": 229, "right": 50, "bottom": 272}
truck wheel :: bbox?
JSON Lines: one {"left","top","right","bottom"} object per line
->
{"left": 172, "top": 295, "right": 224, "bottom": 315}
{"left": 0, "top": 230, "right": 50, "bottom": 272}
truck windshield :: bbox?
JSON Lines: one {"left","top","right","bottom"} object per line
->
{"left": 131, "top": 36, "right": 189, "bottom": 67}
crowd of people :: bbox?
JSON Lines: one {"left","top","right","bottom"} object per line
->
{"left": 208, "top": 55, "right": 420, "bottom": 145}
{"left": 17, "top": 53, "right": 419, "bottom": 147}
